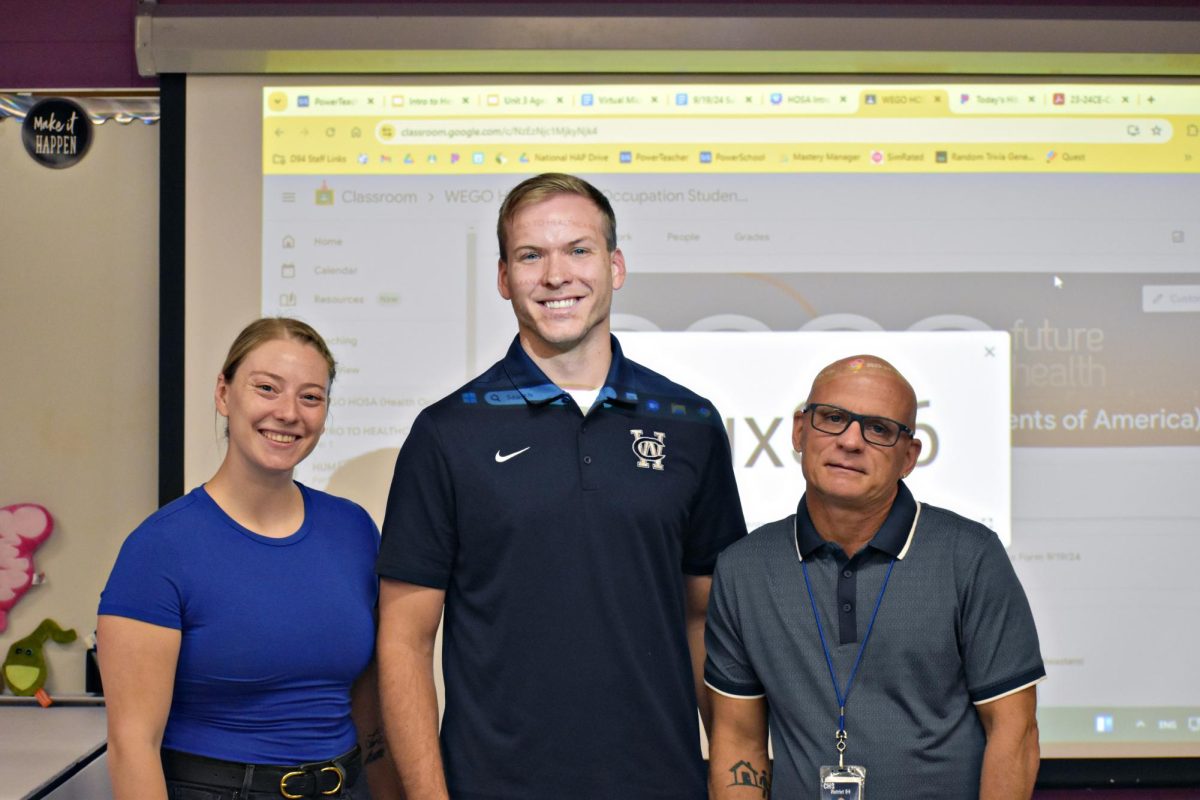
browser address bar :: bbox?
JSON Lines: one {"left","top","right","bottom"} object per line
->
{"left": 377, "top": 117, "right": 1173, "bottom": 145}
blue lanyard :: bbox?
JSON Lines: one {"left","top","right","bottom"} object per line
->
{"left": 801, "top": 554, "right": 896, "bottom": 765}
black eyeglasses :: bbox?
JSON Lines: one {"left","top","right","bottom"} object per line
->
{"left": 802, "top": 403, "right": 914, "bottom": 447}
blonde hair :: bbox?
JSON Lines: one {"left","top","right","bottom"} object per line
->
{"left": 496, "top": 173, "right": 617, "bottom": 260}
{"left": 220, "top": 317, "right": 336, "bottom": 388}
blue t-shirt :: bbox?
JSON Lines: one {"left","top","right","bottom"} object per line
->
{"left": 99, "top": 484, "right": 379, "bottom": 764}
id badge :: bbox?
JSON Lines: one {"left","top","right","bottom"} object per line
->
{"left": 819, "top": 765, "right": 866, "bottom": 800}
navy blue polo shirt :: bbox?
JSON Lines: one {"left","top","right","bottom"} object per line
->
{"left": 705, "top": 483, "right": 1045, "bottom": 799}
{"left": 378, "top": 335, "right": 746, "bottom": 800}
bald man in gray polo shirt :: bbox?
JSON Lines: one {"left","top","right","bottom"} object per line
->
{"left": 705, "top": 355, "right": 1044, "bottom": 800}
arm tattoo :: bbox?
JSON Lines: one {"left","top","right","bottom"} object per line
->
{"left": 362, "top": 727, "right": 388, "bottom": 765}
{"left": 725, "top": 760, "right": 771, "bottom": 798}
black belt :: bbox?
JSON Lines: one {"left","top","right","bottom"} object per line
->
{"left": 162, "top": 745, "right": 361, "bottom": 798}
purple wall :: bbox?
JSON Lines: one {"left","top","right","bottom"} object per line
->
{"left": 3, "top": 0, "right": 1199, "bottom": 90}
{"left": 0, "top": 0, "right": 151, "bottom": 89}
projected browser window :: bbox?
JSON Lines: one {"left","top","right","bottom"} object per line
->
{"left": 262, "top": 82, "right": 1200, "bottom": 755}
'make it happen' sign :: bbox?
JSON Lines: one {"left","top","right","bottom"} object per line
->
{"left": 22, "top": 98, "right": 92, "bottom": 169}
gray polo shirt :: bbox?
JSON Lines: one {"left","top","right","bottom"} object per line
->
{"left": 705, "top": 482, "right": 1045, "bottom": 799}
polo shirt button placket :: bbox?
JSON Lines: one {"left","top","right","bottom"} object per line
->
{"left": 579, "top": 424, "right": 597, "bottom": 490}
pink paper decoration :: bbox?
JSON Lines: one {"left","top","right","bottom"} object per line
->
{"left": 0, "top": 504, "right": 54, "bottom": 633}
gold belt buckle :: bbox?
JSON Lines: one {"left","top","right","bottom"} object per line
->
{"left": 320, "top": 765, "right": 345, "bottom": 796}
{"left": 279, "top": 770, "right": 305, "bottom": 799}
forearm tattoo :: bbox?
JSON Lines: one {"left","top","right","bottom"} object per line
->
{"left": 725, "top": 759, "right": 770, "bottom": 798}
{"left": 363, "top": 727, "right": 388, "bottom": 765}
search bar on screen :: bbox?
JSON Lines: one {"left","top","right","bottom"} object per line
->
{"left": 377, "top": 117, "right": 1174, "bottom": 145}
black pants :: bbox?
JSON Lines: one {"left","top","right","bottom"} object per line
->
{"left": 164, "top": 780, "right": 368, "bottom": 800}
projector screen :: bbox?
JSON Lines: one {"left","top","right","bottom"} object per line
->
{"left": 179, "top": 74, "right": 1200, "bottom": 772}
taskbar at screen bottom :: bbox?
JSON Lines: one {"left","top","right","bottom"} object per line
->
{"left": 1027, "top": 706, "right": 1199, "bottom": 787}
{"left": 1040, "top": 706, "right": 1200, "bottom": 756}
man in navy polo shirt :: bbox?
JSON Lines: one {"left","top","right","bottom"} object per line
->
{"left": 706, "top": 355, "right": 1044, "bottom": 800}
{"left": 376, "top": 173, "right": 746, "bottom": 800}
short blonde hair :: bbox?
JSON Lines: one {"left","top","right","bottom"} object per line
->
{"left": 496, "top": 173, "right": 617, "bottom": 260}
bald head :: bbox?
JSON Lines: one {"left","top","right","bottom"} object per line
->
{"left": 807, "top": 354, "right": 918, "bottom": 427}
{"left": 794, "top": 353, "right": 923, "bottom": 546}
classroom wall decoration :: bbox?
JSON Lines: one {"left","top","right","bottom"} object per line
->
{"left": 20, "top": 97, "right": 93, "bottom": 169}
{"left": 0, "top": 503, "right": 54, "bottom": 633}
{"left": 3, "top": 618, "right": 78, "bottom": 706}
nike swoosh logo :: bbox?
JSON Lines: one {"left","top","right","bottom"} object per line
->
{"left": 494, "top": 447, "right": 531, "bottom": 463}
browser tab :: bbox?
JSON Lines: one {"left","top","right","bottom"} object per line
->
{"left": 684, "top": 90, "right": 739, "bottom": 109}
{"left": 950, "top": 87, "right": 1044, "bottom": 113}
{"left": 590, "top": 90, "right": 649, "bottom": 110}
{"left": 774, "top": 89, "right": 856, "bottom": 113}
{"left": 857, "top": 89, "right": 947, "bottom": 116}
